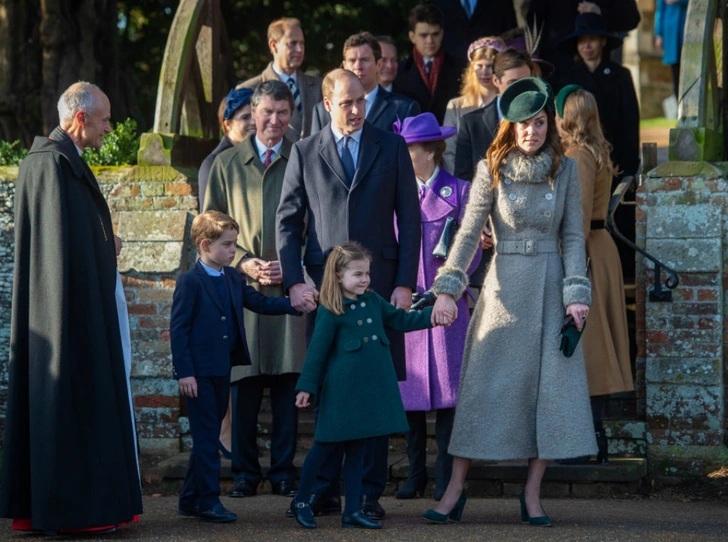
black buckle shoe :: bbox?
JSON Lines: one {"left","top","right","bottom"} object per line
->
{"left": 199, "top": 503, "right": 237, "bottom": 523}
{"left": 342, "top": 510, "right": 382, "bottom": 529}
{"left": 360, "top": 495, "right": 385, "bottom": 520}
{"left": 289, "top": 499, "right": 316, "bottom": 528}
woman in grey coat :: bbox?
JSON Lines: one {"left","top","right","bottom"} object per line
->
{"left": 425, "top": 78, "right": 596, "bottom": 527}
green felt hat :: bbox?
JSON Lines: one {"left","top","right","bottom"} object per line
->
{"left": 555, "top": 84, "right": 583, "bottom": 117}
{"left": 498, "top": 77, "right": 554, "bottom": 123}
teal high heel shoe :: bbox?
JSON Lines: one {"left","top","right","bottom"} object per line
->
{"left": 421, "top": 489, "right": 467, "bottom": 524}
{"left": 519, "top": 492, "right": 552, "bottom": 527}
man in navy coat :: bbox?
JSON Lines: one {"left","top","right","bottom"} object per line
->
{"left": 311, "top": 31, "right": 420, "bottom": 134}
{"left": 277, "top": 69, "right": 420, "bottom": 520}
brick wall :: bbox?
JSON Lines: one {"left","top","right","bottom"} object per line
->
{"left": 637, "top": 166, "right": 728, "bottom": 476}
{"left": 0, "top": 165, "right": 197, "bottom": 456}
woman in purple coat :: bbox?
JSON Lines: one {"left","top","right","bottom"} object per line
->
{"left": 393, "top": 113, "right": 481, "bottom": 501}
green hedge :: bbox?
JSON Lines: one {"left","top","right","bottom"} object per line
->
{"left": 0, "top": 119, "right": 140, "bottom": 167}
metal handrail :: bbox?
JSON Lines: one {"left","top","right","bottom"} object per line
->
{"left": 607, "top": 176, "right": 679, "bottom": 302}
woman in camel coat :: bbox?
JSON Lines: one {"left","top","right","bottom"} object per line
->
{"left": 556, "top": 85, "right": 633, "bottom": 464}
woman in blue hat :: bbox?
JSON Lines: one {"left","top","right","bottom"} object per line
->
{"left": 198, "top": 87, "right": 256, "bottom": 213}
{"left": 392, "top": 113, "right": 482, "bottom": 501}
{"left": 424, "top": 77, "right": 595, "bottom": 527}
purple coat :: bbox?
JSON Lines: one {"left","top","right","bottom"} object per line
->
{"left": 400, "top": 168, "right": 481, "bottom": 411}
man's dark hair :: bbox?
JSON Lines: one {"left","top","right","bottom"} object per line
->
{"left": 408, "top": 3, "right": 444, "bottom": 32}
{"left": 343, "top": 31, "right": 382, "bottom": 62}
{"left": 251, "top": 80, "right": 295, "bottom": 112}
{"left": 493, "top": 47, "right": 533, "bottom": 79}
{"left": 375, "top": 35, "right": 397, "bottom": 49}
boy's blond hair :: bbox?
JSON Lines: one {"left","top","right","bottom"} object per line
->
{"left": 191, "top": 211, "right": 240, "bottom": 252}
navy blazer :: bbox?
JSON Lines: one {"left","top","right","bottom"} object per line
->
{"left": 171, "top": 261, "right": 299, "bottom": 379}
{"left": 455, "top": 100, "right": 500, "bottom": 181}
{"left": 310, "top": 86, "right": 420, "bottom": 134}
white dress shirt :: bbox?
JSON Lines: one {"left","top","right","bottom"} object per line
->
{"left": 364, "top": 85, "right": 379, "bottom": 119}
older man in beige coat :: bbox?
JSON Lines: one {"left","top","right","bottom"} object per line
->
{"left": 238, "top": 17, "right": 322, "bottom": 141}
{"left": 204, "top": 80, "right": 305, "bottom": 499}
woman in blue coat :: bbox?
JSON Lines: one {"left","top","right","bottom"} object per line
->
{"left": 655, "top": 0, "right": 689, "bottom": 98}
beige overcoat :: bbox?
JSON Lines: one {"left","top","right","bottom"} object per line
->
{"left": 433, "top": 148, "right": 597, "bottom": 460}
{"left": 204, "top": 137, "right": 306, "bottom": 381}
{"left": 568, "top": 146, "right": 634, "bottom": 396}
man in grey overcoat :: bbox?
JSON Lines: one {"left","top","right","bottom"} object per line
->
{"left": 238, "top": 17, "right": 322, "bottom": 141}
{"left": 205, "top": 81, "right": 305, "bottom": 499}
{"left": 277, "top": 69, "right": 421, "bottom": 520}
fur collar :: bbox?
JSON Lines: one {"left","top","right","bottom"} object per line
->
{"left": 501, "top": 146, "right": 555, "bottom": 184}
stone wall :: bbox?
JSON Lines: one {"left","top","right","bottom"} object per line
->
{"left": 637, "top": 162, "right": 728, "bottom": 476}
{"left": 0, "top": 166, "right": 198, "bottom": 456}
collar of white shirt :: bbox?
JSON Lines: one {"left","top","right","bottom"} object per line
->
{"left": 417, "top": 166, "right": 440, "bottom": 190}
{"left": 273, "top": 63, "right": 297, "bottom": 84}
{"left": 200, "top": 260, "right": 225, "bottom": 276}
{"left": 383, "top": 83, "right": 393, "bottom": 93}
{"left": 364, "top": 85, "right": 380, "bottom": 115}
{"left": 255, "top": 136, "right": 284, "bottom": 162}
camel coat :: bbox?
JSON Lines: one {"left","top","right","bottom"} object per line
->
{"left": 204, "top": 137, "right": 306, "bottom": 381}
{"left": 568, "top": 146, "right": 634, "bottom": 396}
{"left": 433, "top": 148, "right": 597, "bottom": 460}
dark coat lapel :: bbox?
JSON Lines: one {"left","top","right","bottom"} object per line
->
{"left": 351, "top": 123, "right": 380, "bottom": 190}
{"left": 318, "top": 127, "right": 351, "bottom": 190}
{"left": 224, "top": 268, "right": 244, "bottom": 323}
{"left": 421, "top": 169, "right": 458, "bottom": 222}
{"left": 483, "top": 100, "right": 499, "bottom": 139}
{"left": 366, "top": 87, "right": 392, "bottom": 127}
{"left": 194, "top": 261, "right": 224, "bottom": 312}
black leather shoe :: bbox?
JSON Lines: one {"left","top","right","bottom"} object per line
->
{"left": 360, "top": 495, "right": 385, "bottom": 520}
{"left": 199, "top": 503, "right": 237, "bottom": 523}
{"left": 396, "top": 475, "right": 428, "bottom": 499}
{"left": 342, "top": 510, "right": 382, "bottom": 529}
{"left": 178, "top": 502, "right": 200, "bottom": 517}
{"left": 228, "top": 479, "right": 257, "bottom": 497}
{"left": 271, "top": 479, "right": 298, "bottom": 497}
{"left": 310, "top": 494, "right": 342, "bottom": 516}
{"left": 289, "top": 499, "right": 316, "bottom": 528}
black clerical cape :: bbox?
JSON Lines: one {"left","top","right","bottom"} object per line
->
{"left": 0, "top": 127, "right": 143, "bottom": 531}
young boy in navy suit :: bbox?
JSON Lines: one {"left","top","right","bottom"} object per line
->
{"left": 171, "top": 211, "right": 301, "bottom": 523}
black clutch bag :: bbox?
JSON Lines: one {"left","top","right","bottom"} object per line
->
{"left": 432, "top": 217, "right": 457, "bottom": 259}
{"left": 560, "top": 315, "right": 586, "bottom": 358}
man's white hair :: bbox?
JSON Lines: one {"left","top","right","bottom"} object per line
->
{"left": 57, "top": 82, "right": 103, "bottom": 127}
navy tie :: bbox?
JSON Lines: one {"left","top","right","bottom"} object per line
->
{"left": 341, "top": 136, "right": 356, "bottom": 185}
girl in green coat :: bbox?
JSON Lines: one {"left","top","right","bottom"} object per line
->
{"left": 289, "top": 242, "right": 443, "bottom": 530}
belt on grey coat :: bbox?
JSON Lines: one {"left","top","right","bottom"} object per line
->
{"left": 496, "top": 239, "right": 559, "bottom": 255}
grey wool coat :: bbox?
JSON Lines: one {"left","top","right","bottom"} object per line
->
{"left": 432, "top": 147, "right": 597, "bottom": 460}
{"left": 204, "top": 137, "right": 306, "bottom": 380}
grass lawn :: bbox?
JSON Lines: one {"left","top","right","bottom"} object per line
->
{"left": 641, "top": 117, "right": 677, "bottom": 129}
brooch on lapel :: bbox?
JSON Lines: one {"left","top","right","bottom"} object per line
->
{"left": 439, "top": 186, "right": 453, "bottom": 197}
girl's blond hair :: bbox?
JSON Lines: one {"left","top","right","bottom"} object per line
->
{"left": 319, "top": 242, "right": 372, "bottom": 316}
{"left": 458, "top": 37, "right": 505, "bottom": 109}
{"left": 558, "top": 89, "right": 619, "bottom": 179}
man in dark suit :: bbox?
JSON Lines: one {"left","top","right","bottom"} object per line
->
{"left": 432, "top": 0, "right": 518, "bottom": 61}
{"left": 393, "top": 3, "right": 468, "bottom": 123}
{"left": 239, "top": 17, "right": 322, "bottom": 141}
{"left": 311, "top": 32, "right": 420, "bottom": 134}
{"left": 455, "top": 48, "right": 533, "bottom": 181}
{"left": 277, "top": 69, "right": 420, "bottom": 520}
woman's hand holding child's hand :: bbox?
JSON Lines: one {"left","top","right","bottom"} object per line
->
{"left": 295, "top": 391, "right": 311, "bottom": 408}
{"left": 432, "top": 294, "right": 457, "bottom": 327}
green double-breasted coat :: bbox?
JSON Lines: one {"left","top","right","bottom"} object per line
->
{"left": 204, "top": 137, "right": 306, "bottom": 381}
{"left": 297, "top": 291, "right": 433, "bottom": 443}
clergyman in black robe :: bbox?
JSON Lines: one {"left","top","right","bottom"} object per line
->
{"left": 0, "top": 82, "right": 143, "bottom": 534}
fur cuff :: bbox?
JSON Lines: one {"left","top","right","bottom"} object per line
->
{"left": 563, "top": 275, "right": 592, "bottom": 307}
{"left": 432, "top": 266, "right": 469, "bottom": 299}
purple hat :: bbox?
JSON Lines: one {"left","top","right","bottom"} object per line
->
{"left": 393, "top": 113, "right": 456, "bottom": 145}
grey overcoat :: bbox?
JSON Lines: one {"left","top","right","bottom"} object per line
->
{"left": 433, "top": 147, "right": 597, "bottom": 460}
